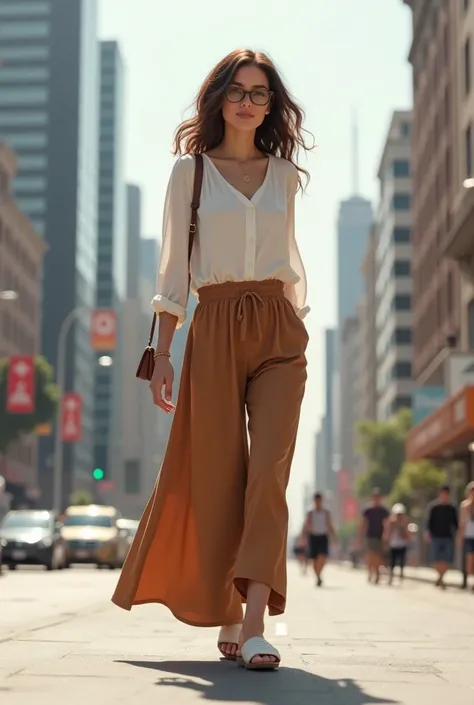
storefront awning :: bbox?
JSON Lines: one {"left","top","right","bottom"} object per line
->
{"left": 406, "top": 386, "right": 474, "bottom": 461}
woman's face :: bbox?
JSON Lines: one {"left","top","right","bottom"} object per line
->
{"left": 221, "top": 64, "right": 271, "bottom": 134}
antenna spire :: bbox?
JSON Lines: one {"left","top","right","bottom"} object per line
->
{"left": 352, "top": 108, "right": 359, "bottom": 195}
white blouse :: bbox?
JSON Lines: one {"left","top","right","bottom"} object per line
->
{"left": 151, "top": 153, "right": 309, "bottom": 327}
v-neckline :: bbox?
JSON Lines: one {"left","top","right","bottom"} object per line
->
{"left": 203, "top": 153, "right": 272, "bottom": 205}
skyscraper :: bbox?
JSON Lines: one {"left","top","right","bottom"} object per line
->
{"left": 94, "top": 40, "right": 126, "bottom": 482}
{"left": 0, "top": 0, "right": 101, "bottom": 506}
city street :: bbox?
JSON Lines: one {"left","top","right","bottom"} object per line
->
{"left": 1, "top": 562, "right": 473, "bottom": 704}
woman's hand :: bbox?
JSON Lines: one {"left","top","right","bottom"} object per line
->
{"left": 149, "top": 356, "right": 175, "bottom": 413}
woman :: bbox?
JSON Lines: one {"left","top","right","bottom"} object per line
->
{"left": 458, "top": 481, "right": 474, "bottom": 591}
{"left": 112, "top": 48, "right": 312, "bottom": 671}
{"left": 384, "top": 503, "right": 409, "bottom": 585}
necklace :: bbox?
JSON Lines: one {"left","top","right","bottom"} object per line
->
{"left": 236, "top": 160, "right": 251, "bottom": 183}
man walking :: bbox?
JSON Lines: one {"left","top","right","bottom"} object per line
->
{"left": 425, "top": 485, "right": 458, "bottom": 589}
{"left": 359, "top": 488, "right": 389, "bottom": 584}
{"left": 304, "top": 492, "right": 336, "bottom": 587}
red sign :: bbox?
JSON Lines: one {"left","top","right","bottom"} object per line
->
{"left": 6, "top": 356, "right": 35, "bottom": 414}
{"left": 91, "top": 309, "right": 117, "bottom": 351}
{"left": 343, "top": 497, "right": 359, "bottom": 522}
{"left": 98, "top": 480, "right": 116, "bottom": 493}
{"left": 61, "top": 393, "right": 82, "bottom": 442}
{"left": 338, "top": 469, "right": 351, "bottom": 494}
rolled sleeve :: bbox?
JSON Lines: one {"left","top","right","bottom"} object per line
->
{"left": 152, "top": 156, "right": 195, "bottom": 328}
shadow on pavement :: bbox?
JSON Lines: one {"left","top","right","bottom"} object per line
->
{"left": 120, "top": 659, "right": 398, "bottom": 705}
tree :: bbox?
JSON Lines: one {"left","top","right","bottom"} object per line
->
{"left": 355, "top": 408, "right": 412, "bottom": 499}
{"left": 0, "top": 356, "right": 58, "bottom": 453}
{"left": 69, "top": 489, "right": 94, "bottom": 506}
{"left": 391, "top": 460, "right": 447, "bottom": 518}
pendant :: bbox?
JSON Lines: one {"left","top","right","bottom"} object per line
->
{"left": 243, "top": 175, "right": 250, "bottom": 183}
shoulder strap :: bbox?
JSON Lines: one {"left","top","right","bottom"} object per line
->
{"left": 188, "top": 154, "right": 204, "bottom": 263}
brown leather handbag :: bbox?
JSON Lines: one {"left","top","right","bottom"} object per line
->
{"left": 136, "top": 154, "right": 204, "bottom": 381}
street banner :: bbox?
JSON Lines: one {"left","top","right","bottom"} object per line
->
{"left": 338, "top": 469, "right": 351, "bottom": 494}
{"left": 6, "top": 356, "right": 35, "bottom": 414}
{"left": 343, "top": 497, "right": 359, "bottom": 522}
{"left": 61, "top": 393, "right": 82, "bottom": 442}
{"left": 90, "top": 309, "right": 117, "bottom": 351}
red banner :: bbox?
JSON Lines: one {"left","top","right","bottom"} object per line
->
{"left": 90, "top": 309, "right": 117, "bottom": 351}
{"left": 338, "top": 469, "right": 351, "bottom": 494}
{"left": 343, "top": 497, "right": 359, "bottom": 522}
{"left": 61, "top": 393, "right": 82, "bottom": 442}
{"left": 6, "top": 356, "right": 35, "bottom": 414}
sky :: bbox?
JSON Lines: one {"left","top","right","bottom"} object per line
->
{"left": 99, "top": 0, "right": 413, "bottom": 531}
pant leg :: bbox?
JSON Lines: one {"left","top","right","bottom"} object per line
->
{"left": 234, "top": 298, "right": 308, "bottom": 616}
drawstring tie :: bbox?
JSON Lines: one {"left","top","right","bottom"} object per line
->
{"left": 236, "top": 291, "right": 265, "bottom": 340}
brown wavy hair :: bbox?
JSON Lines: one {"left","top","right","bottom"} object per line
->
{"left": 173, "top": 48, "right": 314, "bottom": 190}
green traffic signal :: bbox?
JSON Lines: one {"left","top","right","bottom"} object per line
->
{"left": 92, "top": 467, "right": 105, "bottom": 481}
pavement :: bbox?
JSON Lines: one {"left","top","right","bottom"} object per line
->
{"left": 1, "top": 562, "right": 474, "bottom": 705}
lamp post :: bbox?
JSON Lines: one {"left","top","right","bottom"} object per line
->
{"left": 52, "top": 309, "right": 114, "bottom": 512}
{"left": 52, "top": 307, "right": 85, "bottom": 513}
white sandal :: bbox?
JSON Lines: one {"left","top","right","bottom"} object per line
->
{"left": 237, "top": 636, "right": 281, "bottom": 671}
{"left": 217, "top": 624, "right": 242, "bottom": 661}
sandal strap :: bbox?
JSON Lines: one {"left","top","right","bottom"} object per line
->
{"left": 241, "top": 637, "right": 281, "bottom": 664}
{"left": 217, "top": 624, "right": 242, "bottom": 645}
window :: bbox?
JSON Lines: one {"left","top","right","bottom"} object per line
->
{"left": 0, "top": 111, "right": 47, "bottom": 127}
{"left": 0, "top": 45, "right": 49, "bottom": 61}
{"left": 16, "top": 197, "right": 45, "bottom": 214}
{"left": 393, "top": 294, "right": 411, "bottom": 310}
{"left": 393, "top": 227, "right": 411, "bottom": 243}
{"left": 400, "top": 122, "right": 411, "bottom": 137}
{"left": 30, "top": 218, "right": 45, "bottom": 236}
{"left": 390, "top": 396, "right": 412, "bottom": 414}
{"left": 19, "top": 154, "right": 47, "bottom": 170}
{"left": 0, "top": 21, "right": 49, "bottom": 38}
{"left": 124, "top": 460, "right": 141, "bottom": 494}
{"left": 5, "top": 132, "right": 47, "bottom": 149}
{"left": 393, "top": 160, "right": 410, "bottom": 177}
{"left": 14, "top": 175, "right": 46, "bottom": 192}
{"left": 393, "top": 260, "right": 411, "bottom": 276}
{"left": 0, "top": 3, "right": 50, "bottom": 16}
{"left": 0, "top": 66, "right": 48, "bottom": 83}
{"left": 466, "top": 124, "right": 472, "bottom": 178}
{"left": 392, "top": 362, "right": 412, "bottom": 379}
{"left": 2, "top": 87, "right": 48, "bottom": 105}
{"left": 393, "top": 327, "right": 412, "bottom": 344}
{"left": 465, "top": 38, "right": 471, "bottom": 95}
{"left": 392, "top": 194, "right": 411, "bottom": 210}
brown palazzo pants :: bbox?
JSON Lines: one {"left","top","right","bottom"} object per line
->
{"left": 112, "top": 280, "right": 308, "bottom": 627}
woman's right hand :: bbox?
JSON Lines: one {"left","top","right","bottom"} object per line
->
{"left": 149, "top": 356, "right": 175, "bottom": 413}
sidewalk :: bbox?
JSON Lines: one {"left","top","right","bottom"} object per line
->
{"left": 342, "top": 561, "right": 464, "bottom": 589}
{"left": 2, "top": 562, "right": 474, "bottom": 704}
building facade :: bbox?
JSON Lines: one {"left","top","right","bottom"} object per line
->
{"left": 375, "top": 111, "right": 414, "bottom": 420}
{"left": 0, "top": 143, "right": 46, "bottom": 506}
{"left": 94, "top": 40, "right": 126, "bottom": 485}
{"left": 0, "top": 0, "right": 101, "bottom": 507}
{"left": 403, "top": 0, "right": 461, "bottom": 385}
{"left": 359, "top": 226, "right": 378, "bottom": 423}
{"left": 339, "top": 317, "right": 360, "bottom": 487}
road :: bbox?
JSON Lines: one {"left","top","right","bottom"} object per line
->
{"left": 1, "top": 562, "right": 473, "bottom": 704}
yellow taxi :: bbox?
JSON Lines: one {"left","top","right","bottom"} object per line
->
{"left": 61, "top": 505, "right": 128, "bottom": 568}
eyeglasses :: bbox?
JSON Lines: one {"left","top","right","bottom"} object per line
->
{"left": 225, "top": 85, "right": 273, "bottom": 106}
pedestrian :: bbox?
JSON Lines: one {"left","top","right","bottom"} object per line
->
{"left": 303, "top": 492, "right": 337, "bottom": 587}
{"left": 359, "top": 488, "right": 389, "bottom": 584}
{"left": 384, "top": 503, "right": 409, "bottom": 585}
{"left": 457, "top": 481, "right": 474, "bottom": 591}
{"left": 425, "top": 485, "right": 458, "bottom": 589}
{"left": 111, "top": 48, "right": 312, "bottom": 671}
{"left": 292, "top": 533, "right": 309, "bottom": 575}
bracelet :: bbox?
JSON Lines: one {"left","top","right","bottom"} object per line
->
{"left": 154, "top": 351, "right": 171, "bottom": 360}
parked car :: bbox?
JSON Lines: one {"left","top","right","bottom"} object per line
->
{"left": 61, "top": 505, "right": 129, "bottom": 569}
{"left": 117, "top": 518, "right": 139, "bottom": 550}
{"left": 0, "top": 510, "right": 67, "bottom": 570}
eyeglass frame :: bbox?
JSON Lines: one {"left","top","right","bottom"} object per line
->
{"left": 224, "top": 84, "right": 274, "bottom": 107}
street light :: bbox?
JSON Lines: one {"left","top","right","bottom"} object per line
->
{"left": 0, "top": 290, "right": 18, "bottom": 301}
{"left": 98, "top": 355, "right": 113, "bottom": 367}
{"left": 52, "top": 307, "right": 87, "bottom": 513}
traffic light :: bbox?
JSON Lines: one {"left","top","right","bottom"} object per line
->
{"left": 92, "top": 467, "right": 105, "bottom": 481}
